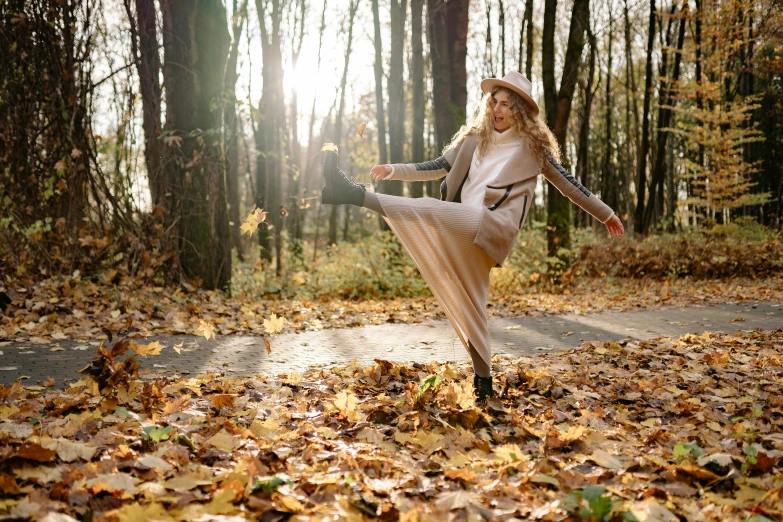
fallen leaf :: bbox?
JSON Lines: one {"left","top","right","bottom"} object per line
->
{"left": 163, "top": 471, "right": 213, "bottom": 492}
{"left": 113, "top": 501, "right": 173, "bottom": 522}
{"left": 0, "top": 421, "right": 33, "bottom": 439}
{"left": 40, "top": 513, "right": 81, "bottom": 522}
{"left": 444, "top": 467, "right": 477, "bottom": 483}
{"left": 133, "top": 455, "right": 174, "bottom": 471}
{"left": 87, "top": 473, "right": 140, "bottom": 497}
{"left": 41, "top": 438, "right": 97, "bottom": 462}
{"left": 530, "top": 474, "right": 560, "bottom": 488}
{"left": 17, "top": 444, "right": 56, "bottom": 462}
{"left": 434, "top": 490, "right": 476, "bottom": 510}
{"left": 205, "top": 430, "right": 237, "bottom": 451}
{"left": 589, "top": 449, "right": 625, "bottom": 469}
{"left": 334, "top": 390, "right": 358, "bottom": 415}
{"left": 494, "top": 444, "right": 525, "bottom": 463}
{"left": 627, "top": 498, "right": 678, "bottom": 522}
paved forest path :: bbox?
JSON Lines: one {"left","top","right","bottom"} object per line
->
{"left": 1, "top": 302, "right": 780, "bottom": 387}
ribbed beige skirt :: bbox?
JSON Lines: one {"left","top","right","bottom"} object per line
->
{"left": 375, "top": 194, "right": 497, "bottom": 367}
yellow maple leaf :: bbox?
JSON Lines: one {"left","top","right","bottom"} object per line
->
{"left": 494, "top": 443, "right": 526, "bottom": 463}
{"left": 205, "top": 430, "right": 237, "bottom": 451}
{"left": 115, "top": 501, "right": 174, "bottom": 522}
{"left": 321, "top": 142, "right": 339, "bottom": 153}
{"left": 129, "top": 340, "right": 164, "bottom": 357}
{"left": 196, "top": 319, "right": 216, "bottom": 340}
{"left": 263, "top": 313, "right": 285, "bottom": 334}
{"left": 394, "top": 430, "right": 444, "bottom": 452}
{"left": 239, "top": 208, "right": 267, "bottom": 236}
{"left": 334, "top": 390, "right": 358, "bottom": 414}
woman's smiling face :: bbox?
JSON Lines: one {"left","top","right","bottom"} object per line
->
{"left": 491, "top": 89, "right": 513, "bottom": 132}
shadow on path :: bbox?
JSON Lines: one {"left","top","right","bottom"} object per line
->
{"left": 1, "top": 302, "right": 780, "bottom": 388}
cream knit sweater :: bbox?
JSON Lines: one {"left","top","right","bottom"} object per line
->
{"left": 460, "top": 129, "right": 523, "bottom": 208}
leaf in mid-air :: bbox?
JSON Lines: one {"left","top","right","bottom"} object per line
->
{"left": 240, "top": 208, "right": 267, "bottom": 236}
{"left": 196, "top": 319, "right": 216, "bottom": 340}
{"left": 321, "top": 142, "right": 339, "bottom": 153}
{"left": 130, "top": 340, "right": 164, "bottom": 357}
{"left": 356, "top": 123, "right": 367, "bottom": 137}
{"left": 263, "top": 314, "right": 285, "bottom": 334}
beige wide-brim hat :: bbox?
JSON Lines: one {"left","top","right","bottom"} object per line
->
{"left": 480, "top": 71, "right": 540, "bottom": 117}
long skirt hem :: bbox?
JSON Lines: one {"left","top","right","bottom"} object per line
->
{"left": 375, "top": 194, "right": 496, "bottom": 367}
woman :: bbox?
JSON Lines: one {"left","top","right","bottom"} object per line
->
{"left": 321, "top": 71, "right": 624, "bottom": 402}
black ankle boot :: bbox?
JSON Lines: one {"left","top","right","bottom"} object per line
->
{"left": 473, "top": 375, "right": 494, "bottom": 403}
{"left": 321, "top": 151, "right": 367, "bottom": 206}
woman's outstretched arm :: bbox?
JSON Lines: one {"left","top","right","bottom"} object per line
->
{"left": 370, "top": 147, "right": 459, "bottom": 182}
{"left": 542, "top": 157, "right": 625, "bottom": 237}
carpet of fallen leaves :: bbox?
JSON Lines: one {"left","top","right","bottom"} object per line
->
{"left": 0, "top": 328, "right": 782, "bottom": 521}
{"left": 2, "top": 273, "right": 782, "bottom": 343}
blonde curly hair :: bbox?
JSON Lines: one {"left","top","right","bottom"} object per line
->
{"left": 445, "top": 86, "right": 561, "bottom": 165}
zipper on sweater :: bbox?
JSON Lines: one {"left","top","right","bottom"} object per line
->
{"left": 488, "top": 184, "right": 513, "bottom": 211}
{"left": 518, "top": 195, "right": 529, "bottom": 228}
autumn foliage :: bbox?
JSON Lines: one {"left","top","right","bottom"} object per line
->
{"left": 1, "top": 328, "right": 782, "bottom": 519}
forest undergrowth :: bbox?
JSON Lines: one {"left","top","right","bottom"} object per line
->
{"left": 1, "top": 224, "right": 781, "bottom": 343}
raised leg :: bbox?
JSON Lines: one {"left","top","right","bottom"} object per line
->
{"left": 362, "top": 192, "right": 387, "bottom": 217}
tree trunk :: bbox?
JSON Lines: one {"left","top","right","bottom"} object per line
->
{"left": 329, "top": 0, "right": 360, "bottom": 245}
{"left": 484, "top": 0, "right": 494, "bottom": 77}
{"left": 124, "top": 0, "right": 163, "bottom": 208}
{"left": 643, "top": 2, "right": 686, "bottom": 233}
{"left": 255, "top": 0, "right": 287, "bottom": 274}
{"left": 224, "top": 0, "right": 248, "bottom": 262}
{"left": 385, "top": 0, "right": 407, "bottom": 203}
{"left": 576, "top": 29, "right": 598, "bottom": 228}
{"left": 601, "top": 10, "right": 617, "bottom": 214}
{"left": 161, "top": 0, "right": 231, "bottom": 290}
{"left": 499, "top": 0, "right": 506, "bottom": 76}
{"left": 623, "top": 0, "right": 639, "bottom": 230}
{"left": 288, "top": 0, "right": 306, "bottom": 254}
{"left": 524, "top": 0, "right": 534, "bottom": 79}
{"left": 542, "top": 0, "right": 590, "bottom": 259}
{"left": 427, "top": 0, "right": 469, "bottom": 151}
{"left": 634, "top": 0, "right": 656, "bottom": 235}
{"left": 371, "top": 0, "right": 392, "bottom": 228}
{"left": 692, "top": 0, "right": 704, "bottom": 226}
{"left": 371, "top": 0, "right": 388, "bottom": 166}
{"left": 643, "top": 3, "right": 676, "bottom": 231}
{"left": 410, "top": 0, "right": 426, "bottom": 198}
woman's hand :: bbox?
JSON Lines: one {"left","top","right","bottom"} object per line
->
{"left": 370, "top": 164, "right": 392, "bottom": 182}
{"left": 605, "top": 214, "right": 625, "bottom": 238}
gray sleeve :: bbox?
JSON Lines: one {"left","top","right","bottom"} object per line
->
{"left": 542, "top": 156, "right": 614, "bottom": 223}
